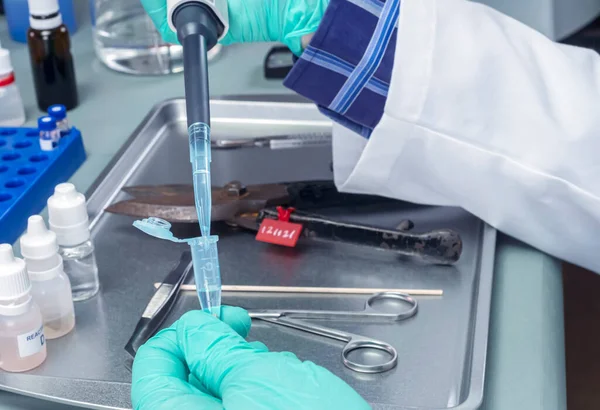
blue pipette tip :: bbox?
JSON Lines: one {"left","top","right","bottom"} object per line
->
{"left": 188, "top": 122, "right": 212, "bottom": 236}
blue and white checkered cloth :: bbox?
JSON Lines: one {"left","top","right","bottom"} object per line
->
{"left": 284, "top": 0, "right": 400, "bottom": 138}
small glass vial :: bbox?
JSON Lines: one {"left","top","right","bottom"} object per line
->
{"left": 27, "top": 0, "right": 78, "bottom": 111}
{"left": 48, "top": 104, "right": 70, "bottom": 137}
{"left": 48, "top": 183, "right": 99, "bottom": 302}
{"left": 0, "top": 48, "right": 26, "bottom": 127}
{"left": 20, "top": 215, "right": 75, "bottom": 339}
{"left": 38, "top": 116, "right": 59, "bottom": 151}
{"left": 0, "top": 244, "right": 47, "bottom": 373}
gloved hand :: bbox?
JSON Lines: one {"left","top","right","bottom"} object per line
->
{"left": 140, "top": 0, "right": 329, "bottom": 55}
{"left": 131, "top": 306, "right": 371, "bottom": 410}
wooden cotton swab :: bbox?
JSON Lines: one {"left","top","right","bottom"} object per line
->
{"left": 154, "top": 283, "right": 443, "bottom": 296}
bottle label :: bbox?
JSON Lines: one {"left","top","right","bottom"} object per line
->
{"left": 0, "top": 73, "right": 15, "bottom": 87}
{"left": 17, "top": 325, "right": 45, "bottom": 358}
{"left": 49, "top": 129, "right": 59, "bottom": 143}
{"left": 39, "top": 136, "right": 54, "bottom": 152}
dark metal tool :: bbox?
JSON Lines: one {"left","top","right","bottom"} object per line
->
{"left": 105, "top": 180, "right": 395, "bottom": 223}
{"left": 264, "top": 45, "right": 295, "bottom": 79}
{"left": 212, "top": 132, "right": 332, "bottom": 150}
{"left": 257, "top": 209, "right": 462, "bottom": 264}
{"left": 106, "top": 181, "right": 463, "bottom": 264}
{"left": 124, "top": 252, "right": 193, "bottom": 358}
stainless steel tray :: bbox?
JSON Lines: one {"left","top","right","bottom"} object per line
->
{"left": 0, "top": 98, "right": 496, "bottom": 410}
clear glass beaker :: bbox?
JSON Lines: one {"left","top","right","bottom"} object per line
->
{"left": 91, "top": 0, "right": 183, "bottom": 75}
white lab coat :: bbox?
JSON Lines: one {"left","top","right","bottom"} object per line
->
{"left": 333, "top": 0, "right": 600, "bottom": 273}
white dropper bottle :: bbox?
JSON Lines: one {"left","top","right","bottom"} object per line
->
{"left": 0, "top": 48, "right": 26, "bottom": 127}
{"left": 48, "top": 183, "right": 99, "bottom": 301}
{"left": 20, "top": 215, "right": 76, "bottom": 339}
{"left": 0, "top": 244, "right": 47, "bottom": 373}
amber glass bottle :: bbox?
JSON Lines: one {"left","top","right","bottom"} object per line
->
{"left": 27, "top": 0, "right": 78, "bottom": 111}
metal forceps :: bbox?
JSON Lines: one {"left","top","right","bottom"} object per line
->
{"left": 247, "top": 292, "right": 418, "bottom": 374}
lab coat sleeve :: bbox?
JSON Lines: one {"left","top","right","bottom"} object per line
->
{"left": 283, "top": 0, "right": 398, "bottom": 138}
{"left": 338, "top": 0, "right": 600, "bottom": 273}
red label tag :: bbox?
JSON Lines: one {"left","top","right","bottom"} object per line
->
{"left": 256, "top": 219, "right": 303, "bottom": 247}
{"left": 0, "top": 73, "right": 15, "bottom": 87}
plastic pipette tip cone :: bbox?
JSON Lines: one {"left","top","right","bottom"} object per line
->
{"left": 0, "top": 244, "right": 14, "bottom": 264}
{"left": 27, "top": 215, "right": 47, "bottom": 235}
{"left": 54, "top": 182, "right": 78, "bottom": 201}
{"left": 20, "top": 215, "right": 58, "bottom": 260}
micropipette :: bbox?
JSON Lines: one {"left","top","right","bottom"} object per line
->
{"left": 165, "top": 0, "right": 229, "bottom": 315}
{"left": 167, "top": 0, "right": 229, "bottom": 236}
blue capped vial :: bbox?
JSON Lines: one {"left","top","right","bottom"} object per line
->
{"left": 47, "top": 105, "right": 69, "bottom": 137}
{"left": 38, "top": 116, "right": 58, "bottom": 151}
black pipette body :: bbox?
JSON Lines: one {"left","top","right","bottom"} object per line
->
{"left": 172, "top": 3, "right": 223, "bottom": 127}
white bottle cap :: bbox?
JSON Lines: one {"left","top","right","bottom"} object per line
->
{"left": 0, "top": 244, "right": 31, "bottom": 302}
{"left": 28, "top": 0, "right": 63, "bottom": 30}
{"left": 28, "top": 0, "right": 59, "bottom": 15}
{"left": 48, "top": 183, "right": 91, "bottom": 247}
{"left": 0, "top": 49, "right": 13, "bottom": 77}
{"left": 20, "top": 215, "right": 59, "bottom": 260}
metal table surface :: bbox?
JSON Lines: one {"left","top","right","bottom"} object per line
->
{"left": 0, "top": 7, "right": 566, "bottom": 410}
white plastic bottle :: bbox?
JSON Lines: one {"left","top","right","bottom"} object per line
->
{"left": 0, "top": 48, "right": 26, "bottom": 127}
{"left": 48, "top": 183, "right": 99, "bottom": 301}
{"left": 0, "top": 244, "right": 47, "bottom": 373}
{"left": 20, "top": 215, "right": 76, "bottom": 339}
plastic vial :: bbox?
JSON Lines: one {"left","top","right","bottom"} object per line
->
{"left": 27, "top": 0, "right": 78, "bottom": 111}
{"left": 38, "top": 116, "right": 59, "bottom": 151}
{"left": 20, "top": 215, "right": 75, "bottom": 340}
{"left": 0, "top": 244, "right": 47, "bottom": 373}
{"left": 0, "top": 48, "right": 26, "bottom": 127}
{"left": 48, "top": 183, "right": 99, "bottom": 302}
{"left": 48, "top": 104, "right": 70, "bottom": 137}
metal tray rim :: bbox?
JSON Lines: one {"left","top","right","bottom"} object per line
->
{"left": 0, "top": 98, "right": 497, "bottom": 410}
{"left": 88, "top": 98, "right": 498, "bottom": 409}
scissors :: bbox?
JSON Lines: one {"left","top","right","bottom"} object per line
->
{"left": 247, "top": 292, "right": 418, "bottom": 374}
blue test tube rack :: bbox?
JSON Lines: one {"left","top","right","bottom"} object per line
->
{"left": 0, "top": 127, "right": 86, "bottom": 244}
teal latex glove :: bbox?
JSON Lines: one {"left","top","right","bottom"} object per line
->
{"left": 140, "top": 0, "right": 330, "bottom": 55}
{"left": 131, "top": 306, "right": 371, "bottom": 410}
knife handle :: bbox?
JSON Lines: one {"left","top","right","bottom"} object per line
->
{"left": 258, "top": 209, "right": 463, "bottom": 264}
{"left": 285, "top": 181, "right": 396, "bottom": 210}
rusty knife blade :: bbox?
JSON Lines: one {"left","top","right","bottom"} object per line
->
{"left": 106, "top": 181, "right": 397, "bottom": 224}
{"left": 106, "top": 182, "right": 291, "bottom": 223}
